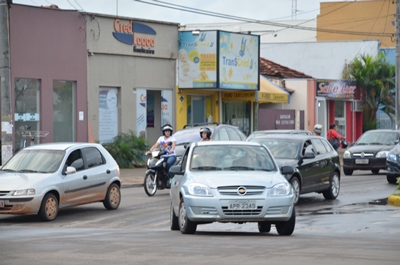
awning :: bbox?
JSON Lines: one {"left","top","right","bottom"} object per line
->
{"left": 258, "top": 75, "right": 290, "bottom": 103}
{"left": 221, "top": 75, "right": 290, "bottom": 104}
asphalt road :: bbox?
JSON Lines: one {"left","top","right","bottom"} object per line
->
{"left": 0, "top": 171, "right": 399, "bottom": 265}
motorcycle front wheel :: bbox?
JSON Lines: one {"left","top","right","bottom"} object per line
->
{"left": 144, "top": 172, "right": 157, "bottom": 196}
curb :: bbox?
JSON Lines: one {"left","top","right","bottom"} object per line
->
{"left": 388, "top": 194, "right": 400, "bottom": 207}
{"left": 122, "top": 183, "right": 143, "bottom": 188}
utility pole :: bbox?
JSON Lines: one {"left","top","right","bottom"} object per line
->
{"left": 397, "top": 0, "right": 400, "bottom": 129}
{"left": 0, "top": 0, "right": 13, "bottom": 165}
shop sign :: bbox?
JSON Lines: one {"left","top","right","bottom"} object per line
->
{"left": 222, "top": 91, "right": 256, "bottom": 102}
{"left": 316, "top": 80, "right": 356, "bottom": 99}
{"left": 112, "top": 19, "right": 156, "bottom": 54}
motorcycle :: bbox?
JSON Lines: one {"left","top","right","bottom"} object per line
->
{"left": 144, "top": 149, "right": 171, "bottom": 196}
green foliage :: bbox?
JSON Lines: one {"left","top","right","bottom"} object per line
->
{"left": 342, "top": 52, "right": 395, "bottom": 132}
{"left": 102, "top": 131, "right": 148, "bottom": 168}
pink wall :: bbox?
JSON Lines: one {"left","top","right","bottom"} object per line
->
{"left": 9, "top": 4, "right": 88, "bottom": 144}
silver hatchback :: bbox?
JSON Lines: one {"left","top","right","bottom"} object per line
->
{"left": 0, "top": 143, "right": 121, "bottom": 221}
{"left": 169, "top": 141, "right": 295, "bottom": 235}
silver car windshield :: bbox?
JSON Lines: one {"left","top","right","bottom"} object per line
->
{"left": 1, "top": 150, "right": 65, "bottom": 173}
{"left": 190, "top": 145, "right": 276, "bottom": 171}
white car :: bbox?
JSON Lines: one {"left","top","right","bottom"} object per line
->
{"left": 0, "top": 143, "right": 121, "bottom": 221}
{"left": 169, "top": 141, "right": 296, "bottom": 235}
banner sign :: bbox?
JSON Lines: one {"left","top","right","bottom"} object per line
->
{"left": 316, "top": 80, "right": 356, "bottom": 99}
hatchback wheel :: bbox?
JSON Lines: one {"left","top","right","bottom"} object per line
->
{"left": 179, "top": 199, "right": 197, "bottom": 234}
{"left": 38, "top": 193, "right": 59, "bottom": 222}
{"left": 275, "top": 207, "right": 295, "bottom": 236}
{"left": 371, "top": 169, "right": 380, "bottom": 175}
{"left": 343, "top": 168, "right": 353, "bottom": 176}
{"left": 170, "top": 202, "right": 179, "bottom": 231}
{"left": 290, "top": 176, "right": 300, "bottom": 204}
{"left": 258, "top": 221, "right": 271, "bottom": 233}
{"left": 323, "top": 172, "right": 340, "bottom": 200}
{"left": 387, "top": 174, "right": 398, "bottom": 184}
{"left": 103, "top": 183, "right": 121, "bottom": 210}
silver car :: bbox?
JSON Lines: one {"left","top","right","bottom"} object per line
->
{"left": 0, "top": 143, "right": 121, "bottom": 221}
{"left": 169, "top": 141, "right": 295, "bottom": 235}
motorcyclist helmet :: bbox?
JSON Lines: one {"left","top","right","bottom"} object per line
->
{"left": 199, "top": 127, "right": 212, "bottom": 139}
{"left": 161, "top": 124, "right": 173, "bottom": 136}
{"left": 314, "top": 124, "right": 322, "bottom": 135}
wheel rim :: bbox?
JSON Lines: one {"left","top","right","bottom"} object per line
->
{"left": 291, "top": 178, "right": 300, "bottom": 203}
{"left": 45, "top": 197, "right": 57, "bottom": 219}
{"left": 109, "top": 186, "right": 120, "bottom": 207}
{"left": 331, "top": 175, "right": 340, "bottom": 197}
{"left": 179, "top": 202, "right": 187, "bottom": 229}
{"left": 146, "top": 174, "right": 157, "bottom": 194}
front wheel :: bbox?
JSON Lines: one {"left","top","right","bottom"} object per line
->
{"left": 38, "top": 193, "right": 59, "bottom": 222}
{"left": 387, "top": 174, "right": 398, "bottom": 184}
{"left": 275, "top": 207, "right": 296, "bottom": 236}
{"left": 144, "top": 172, "right": 157, "bottom": 196}
{"left": 290, "top": 176, "right": 300, "bottom": 204}
{"left": 343, "top": 168, "right": 353, "bottom": 176}
{"left": 103, "top": 183, "right": 121, "bottom": 210}
{"left": 179, "top": 199, "right": 197, "bottom": 234}
{"left": 323, "top": 172, "right": 340, "bottom": 200}
{"left": 170, "top": 202, "right": 179, "bottom": 231}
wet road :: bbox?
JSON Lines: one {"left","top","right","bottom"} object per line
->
{"left": 0, "top": 171, "right": 399, "bottom": 264}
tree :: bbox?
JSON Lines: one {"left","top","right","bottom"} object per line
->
{"left": 342, "top": 52, "right": 395, "bottom": 132}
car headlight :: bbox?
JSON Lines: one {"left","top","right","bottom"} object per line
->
{"left": 270, "top": 182, "right": 292, "bottom": 196}
{"left": 12, "top": 189, "right": 35, "bottom": 196}
{"left": 387, "top": 153, "right": 397, "bottom": 162}
{"left": 376, "top": 151, "right": 389, "bottom": 158}
{"left": 187, "top": 183, "right": 213, "bottom": 197}
{"left": 343, "top": 150, "right": 351, "bottom": 158}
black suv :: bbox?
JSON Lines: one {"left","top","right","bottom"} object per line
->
{"left": 173, "top": 123, "right": 247, "bottom": 158}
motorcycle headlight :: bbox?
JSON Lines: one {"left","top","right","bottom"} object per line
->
{"left": 270, "top": 182, "right": 292, "bottom": 196}
{"left": 13, "top": 189, "right": 35, "bottom": 196}
{"left": 387, "top": 153, "right": 397, "bottom": 162}
{"left": 187, "top": 183, "right": 213, "bottom": 197}
{"left": 343, "top": 150, "right": 351, "bottom": 158}
{"left": 376, "top": 151, "right": 389, "bottom": 158}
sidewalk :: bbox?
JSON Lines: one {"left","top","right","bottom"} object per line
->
{"left": 120, "top": 167, "right": 147, "bottom": 188}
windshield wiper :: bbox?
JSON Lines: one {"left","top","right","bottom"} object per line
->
{"left": 368, "top": 142, "right": 382, "bottom": 145}
{"left": 0, "top": 168, "right": 16, "bottom": 172}
{"left": 192, "top": 166, "right": 222, "bottom": 170}
{"left": 224, "top": 166, "right": 255, "bottom": 171}
{"left": 18, "top": 169, "right": 46, "bottom": 173}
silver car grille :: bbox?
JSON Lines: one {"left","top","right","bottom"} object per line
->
{"left": 217, "top": 186, "right": 265, "bottom": 196}
{"left": 222, "top": 206, "right": 263, "bottom": 215}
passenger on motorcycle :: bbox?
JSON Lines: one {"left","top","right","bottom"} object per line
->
{"left": 200, "top": 127, "right": 212, "bottom": 141}
{"left": 146, "top": 124, "right": 177, "bottom": 180}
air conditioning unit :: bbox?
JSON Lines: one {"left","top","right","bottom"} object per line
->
{"left": 352, "top": 100, "right": 363, "bottom": 112}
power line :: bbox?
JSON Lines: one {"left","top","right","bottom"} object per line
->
{"left": 133, "top": 0, "right": 392, "bottom": 37}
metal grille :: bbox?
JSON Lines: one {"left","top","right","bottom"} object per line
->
{"left": 222, "top": 206, "right": 263, "bottom": 215}
{"left": 218, "top": 186, "right": 265, "bottom": 196}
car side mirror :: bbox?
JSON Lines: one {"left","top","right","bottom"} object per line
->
{"left": 280, "top": 165, "right": 294, "bottom": 175}
{"left": 169, "top": 165, "right": 183, "bottom": 175}
{"left": 65, "top": 166, "right": 77, "bottom": 175}
{"left": 303, "top": 152, "right": 315, "bottom": 159}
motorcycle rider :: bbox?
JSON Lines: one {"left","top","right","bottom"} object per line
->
{"left": 200, "top": 127, "right": 212, "bottom": 141}
{"left": 146, "top": 124, "right": 177, "bottom": 181}
{"left": 313, "top": 124, "right": 323, "bottom": 137}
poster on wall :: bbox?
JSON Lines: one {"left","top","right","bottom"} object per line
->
{"left": 99, "top": 88, "right": 119, "bottom": 144}
{"left": 316, "top": 80, "right": 356, "bottom": 99}
{"left": 161, "top": 90, "right": 172, "bottom": 126}
{"left": 218, "top": 31, "right": 259, "bottom": 90}
{"left": 136, "top": 88, "right": 147, "bottom": 138}
{"left": 178, "top": 31, "right": 217, "bottom": 89}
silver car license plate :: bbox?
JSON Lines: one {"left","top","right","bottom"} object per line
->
{"left": 355, "top": 159, "right": 369, "bottom": 164}
{"left": 0, "top": 200, "right": 4, "bottom": 208}
{"left": 228, "top": 200, "right": 256, "bottom": 210}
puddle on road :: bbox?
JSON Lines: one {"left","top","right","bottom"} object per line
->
{"left": 297, "top": 198, "right": 399, "bottom": 216}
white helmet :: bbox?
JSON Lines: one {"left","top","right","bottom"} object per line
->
{"left": 314, "top": 124, "right": 322, "bottom": 135}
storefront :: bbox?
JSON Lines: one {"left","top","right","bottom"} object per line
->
{"left": 5, "top": 4, "right": 179, "bottom": 155}
{"left": 316, "top": 79, "right": 362, "bottom": 143}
